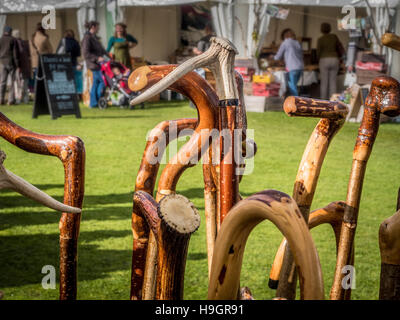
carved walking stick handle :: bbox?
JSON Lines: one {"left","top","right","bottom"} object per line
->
{"left": 272, "top": 97, "right": 348, "bottom": 299}
{"left": 208, "top": 190, "right": 324, "bottom": 300}
{"left": 382, "top": 33, "right": 400, "bottom": 52}
{"left": 284, "top": 96, "right": 348, "bottom": 119}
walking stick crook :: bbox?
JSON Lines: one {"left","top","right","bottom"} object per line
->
{"left": 208, "top": 190, "right": 324, "bottom": 300}
{"left": 0, "top": 112, "right": 85, "bottom": 300}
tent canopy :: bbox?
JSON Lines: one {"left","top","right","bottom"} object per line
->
{"left": 118, "top": 0, "right": 400, "bottom": 7}
{"left": 1, "top": 0, "right": 399, "bottom": 13}
{"left": 0, "top": 0, "right": 95, "bottom": 14}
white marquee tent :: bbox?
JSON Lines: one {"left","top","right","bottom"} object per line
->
{"left": 1, "top": 0, "right": 400, "bottom": 76}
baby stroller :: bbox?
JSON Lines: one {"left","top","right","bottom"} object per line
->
{"left": 98, "top": 59, "right": 144, "bottom": 109}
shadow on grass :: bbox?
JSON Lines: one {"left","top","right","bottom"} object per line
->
{"left": 0, "top": 191, "right": 134, "bottom": 230}
{"left": 0, "top": 229, "right": 132, "bottom": 288}
{"left": 82, "top": 115, "right": 146, "bottom": 120}
{"left": 187, "top": 252, "right": 207, "bottom": 261}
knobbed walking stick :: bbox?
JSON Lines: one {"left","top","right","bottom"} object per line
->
{"left": 208, "top": 190, "right": 324, "bottom": 300}
{"left": 129, "top": 62, "right": 255, "bottom": 299}
{"left": 0, "top": 112, "right": 85, "bottom": 300}
{"left": 130, "top": 37, "right": 242, "bottom": 223}
{"left": 133, "top": 191, "right": 200, "bottom": 300}
{"left": 331, "top": 76, "right": 400, "bottom": 300}
{"left": 130, "top": 117, "right": 198, "bottom": 300}
{"left": 129, "top": 66, "right": 218, "bottom": 299}
{"left": 267, "top": 97, "right": 348, "bottom": 298}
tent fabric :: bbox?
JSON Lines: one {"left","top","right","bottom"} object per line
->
{"left": 0, "top": 15, "right": 6, "bottom": 35}
{"left": 1, "top": 0, "right": 399, "bottom": 13}
{"left": 118, "top": 0, "right": 400, "bottom": 7}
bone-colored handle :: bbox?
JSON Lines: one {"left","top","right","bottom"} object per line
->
{"left": 0, "top": 163, "right": 81, "bottom": 214}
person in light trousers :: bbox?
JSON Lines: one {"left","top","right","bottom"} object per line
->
{"left": 317, "top": 23, "right": 345, "bottom": 100}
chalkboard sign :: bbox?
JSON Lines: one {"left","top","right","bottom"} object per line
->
{"left": 33, "top": 54, "right": 81, "bottom": 119}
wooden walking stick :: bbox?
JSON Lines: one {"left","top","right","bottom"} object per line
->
{"left": 0, "top": 112, "right": 85, "bottom": 300}
{"left": 129, "top": 66, "right": 218, "bottom": 300}
{"left": 208, "top": 190, "right": 324, "bottom": 300}
{"left": 133, "top": 191, "right": 200, "bottom": 300}
{"left": 129, "top": 38, "right": 241, "bottom": 222}
{"left": 130, "top": 118, "right": 198, "bottom": 300}
{"left": 268, "top": 97, "right": 348, "bottom": 299}
{"left": 379, "top": 209, "right": 400, "bottom": 300}
{"left": 0, "top": 150, "right": 81, "bottom": 213}
{"left": 269, "top": 201, "right": 345, "bottom": 289}
{"left": 129, "top": 56, "right": 255, "bottom": 299}
{"left": 331, "top": 76, "right": 400, "bottom": 300}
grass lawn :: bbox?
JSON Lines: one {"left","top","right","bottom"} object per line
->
{"left": 1, "top": 101, "right": 400, "bottom": 300}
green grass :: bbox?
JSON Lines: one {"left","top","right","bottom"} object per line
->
{"left": 1, "top": 101, "right": 400, "bottom": 300}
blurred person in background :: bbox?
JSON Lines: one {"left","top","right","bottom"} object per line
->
{"left": 82, "top": 21, "right": 108, "bottom": 108}
{"left": 0, "top": 26, "right": 18, "bottom": 105}
{"left": 274, "top": 28, "right": 304, "bottom": 96}
{"left": 107, "top": 23, "right": 137, "bottom": 70}
{"left": 57, "top": 29, "right": 82, "bottom": 95}
{"left": 317, "top": 22, "right": 345, "bottom": 99}
{"left": 30, "top": 22, "right": 53, "bottom": 77}
{"left": 12, "top": 29, "right": 31, "bottom": 104}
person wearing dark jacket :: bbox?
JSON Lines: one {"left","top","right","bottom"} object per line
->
{"left": 12, "top": 29, "right": 31, "bottom": 104}
{"left": 0, "top": 26, "right": 19, "bottom": 105}
{"left": 82, "top": 21, "right": 108, "bottom": 108}
{"left": 57, "top": 29, "right": 81, "bottom": 66}
{"left": 57, "top": 29, "right": 82, "bottom": 94}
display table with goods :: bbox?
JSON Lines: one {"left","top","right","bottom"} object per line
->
{"left": 233, "top": 59, "right": 318, "bottom": 112}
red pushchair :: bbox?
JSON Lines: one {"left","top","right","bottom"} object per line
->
{"left": 98, "top": 59, "right": 144, "bottom": 109}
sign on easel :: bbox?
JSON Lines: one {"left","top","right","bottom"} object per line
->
{"left": 32, "top": 54, "right": 81, "bottom": 119}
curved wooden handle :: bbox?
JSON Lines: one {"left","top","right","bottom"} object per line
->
{"left": 284, "top": 96, "right": 348, "bottom": 119}
{"left": 269, "top": 201, "right": 345, "bottom": 289}
{"left": 208, "top": 190, "right": 324, "bottom": 300}
{"left": 382, "top": 33, "right": 400, "bottom": 52}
